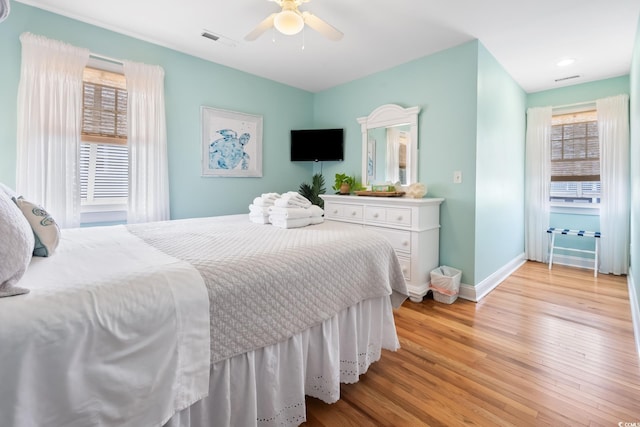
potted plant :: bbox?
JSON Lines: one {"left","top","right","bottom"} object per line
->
{"left": 332, "top": 173, "right": 360, "bottom": 194}
{"left": 298, "top": 173, "right": 326, "bottom": 208}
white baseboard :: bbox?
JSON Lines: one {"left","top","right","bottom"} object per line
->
{"left": 458, "top": 253, "right": 526, "bottom": 302}
{"left": 628, "top": 267, "right": 640, "bottom": 358}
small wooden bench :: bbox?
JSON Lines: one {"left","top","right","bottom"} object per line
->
{"left": 547, "top": 228, "right": 601, "bottom": 277}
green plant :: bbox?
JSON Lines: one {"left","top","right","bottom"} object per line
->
{"left": 298, "top": 173, "right": 326, "bottom": 208}
{"left": 332, "top": 173, "right": 364, "bottom": 194}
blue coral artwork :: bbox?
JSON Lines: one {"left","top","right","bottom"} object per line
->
{"left": 201, "top": 107, "right": 263, "bottom": 177}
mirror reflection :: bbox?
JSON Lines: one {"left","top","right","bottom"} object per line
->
{"left": 358, "top": 104, "right": 420, "bottom": 188}
{"left": 366, "top": 125, "right": 411, "bottom": 186}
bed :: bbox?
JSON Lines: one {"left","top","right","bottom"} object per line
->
{"left": 0, "top": 213, "right": 407, "bottom": 427}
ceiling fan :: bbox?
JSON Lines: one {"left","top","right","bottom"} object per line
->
{"left": 245, "top": 0, "right": 343, "bottom": 42}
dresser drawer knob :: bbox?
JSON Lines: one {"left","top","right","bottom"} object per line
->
{"left": 402, "top": 241, "right": 409, "bottom": 247}
{"left": 397, "top": 216, "right": 403, "bottom": 221}
{"left": 351, "top": 211, "right": 357, "bottom": 216}
{"left": 373, "top": 213, "right": 379, "bottom": 218}
{"left": 333, "top": 209, "right": 338, "bottom": 214}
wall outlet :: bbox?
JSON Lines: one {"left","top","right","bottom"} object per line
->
{"left": 453, "top": 170, "right": 462, "bottom": 184}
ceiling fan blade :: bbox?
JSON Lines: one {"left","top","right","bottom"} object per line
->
{"left": 244, "top": 13, "right": 277, "bottom": 41}
{"left": 302, "top": 11, "right": 343, "bottom": 41}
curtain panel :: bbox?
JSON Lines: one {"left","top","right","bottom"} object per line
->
{"left": 124, "top": 61, "right": 170, "bottom": 223}
{"left": 524, "top": 106, "right": 552, "bottom": 262}
{"left": 597, "top": 94, "right": 630, "bottom": 275}
{"left": 16, "top": 33, "right": 89, "bottom": 228}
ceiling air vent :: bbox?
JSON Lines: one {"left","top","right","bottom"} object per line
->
{"left": 554, "top": 75, "right": 580, "bottom": 82}
{"left": 201, "top": 30, "right": 237, "bottom": 47}
{"left": 201, "top": 31, "right": 220, "bottom": 42}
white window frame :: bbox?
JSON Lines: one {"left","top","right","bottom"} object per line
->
{"left": 549, "top": 105, "right": 600, "bottom": 215}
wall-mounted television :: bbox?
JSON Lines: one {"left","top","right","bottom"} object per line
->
{"left": 290, "top": 128, "right": 344, "bottom": 162}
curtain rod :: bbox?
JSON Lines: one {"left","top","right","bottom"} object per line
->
{"left": 552, "top": 100, "right": 596, "bottom": 110}
{"left": 89, "top": 53, "right": 123, "bottom": 65}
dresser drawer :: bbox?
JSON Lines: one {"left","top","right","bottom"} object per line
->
{"left": 364, "top": 206, "right": 411, "bottom": 227}
{"left": 364, "top": 206, "right": 386, "bottom": 222}
{"left": 397, "top": 255, "right": 411, "bottom": 281}
{"left": 371, "top": 226, "right": 411, "bottom": 253}
{"left": 385, "top": 208, "right": 411, "bottom": 226}
{"left": 325, "top": 202, "right": 363, "bottom": 221}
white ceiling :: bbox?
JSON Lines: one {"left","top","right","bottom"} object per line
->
{"left": 15, "top": 0, "right": 640, "bottom": 93}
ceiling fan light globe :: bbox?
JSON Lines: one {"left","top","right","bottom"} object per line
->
{"left": 274, "top": 10, "right": 304, "bottom": 35}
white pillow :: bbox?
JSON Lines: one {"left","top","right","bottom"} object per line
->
{"left": 0, "top": 191, "right": 34, "bottom": 297}
{"left": 0, "top": 182, "right": 16, "bottom": 198}
{"left": 13, "top": 197, "right": 60, "bottom": 257}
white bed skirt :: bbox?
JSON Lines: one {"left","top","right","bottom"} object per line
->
{"left": 164, "top": 296, "right": 399, "bottom": 427}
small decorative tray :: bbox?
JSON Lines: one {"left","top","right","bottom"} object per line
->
{"left": 354, "top": 191, "right": 405, "bottom": 197}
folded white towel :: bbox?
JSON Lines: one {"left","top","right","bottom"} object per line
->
{"left": 249, "top": 214, "right": 270, "bottom": 224}
{"left": 252, "top": 193, "right": 281, "bottom": 207}
{"left": 273, "top": 192, "right": 312, "bottom": 209}
{"left": 261, "top": 192, "right": 280, "bottom": 200}
{"left": 308, "top": 205, "right": 324, "bottom": 218}
{"left": 249, "top": 204, "right": 270, "bottom": 215}
{"left": 269, "top": 216, "right": 311, "bottom": 229}
{"left": 309, "top": 216, "right": 324, "bottom": 225}
{"left": 267, "top": 206, "right": 312, "bottom": 219}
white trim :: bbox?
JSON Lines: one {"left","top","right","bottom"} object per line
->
{"left": 458, "top": 253, "right": 526, "bottom": 302}
{"left": 550, "top": 202, "right": 600, "bottom": 215}
{"left": 628, "top": 267, "right": 640, "bottom": 358}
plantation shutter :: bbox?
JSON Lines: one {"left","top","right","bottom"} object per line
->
{"left": 550, "top": 110, "right": 599, "bottom": 182}
{"left": 80, "top": 67, "right": 128, "bottom": 203}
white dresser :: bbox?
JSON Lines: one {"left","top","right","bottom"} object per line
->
{"left": 320, "top": 194, "right": 444, "bottom": 302}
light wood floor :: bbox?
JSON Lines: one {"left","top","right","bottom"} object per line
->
{"left": 303, "top": 261, "right": 640, "bottom": 426}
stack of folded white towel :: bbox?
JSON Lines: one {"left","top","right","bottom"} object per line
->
{"left": 249, "top": 193, "right": 281, "bottom": 224}
{"left": 249, "top": 191, "right": 324, "bottom": 228}
{"left": 269, "top": 192, "right": 324, "bottom": 229}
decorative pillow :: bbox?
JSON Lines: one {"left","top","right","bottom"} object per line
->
{"left": 0, "top": 191, "right": 34, "bottom": 297}
{"left": 13, "top": 197, "right": 60, "bottom": 257}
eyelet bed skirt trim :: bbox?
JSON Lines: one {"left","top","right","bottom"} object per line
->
{"left": 164, "top": 296, "right": 399, "bottom": 427}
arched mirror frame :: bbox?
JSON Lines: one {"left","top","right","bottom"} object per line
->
{"left": 357, "top": 104, "right": 420, "bottom": 188}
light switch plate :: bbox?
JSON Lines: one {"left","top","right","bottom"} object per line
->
{"left": 453, "top": 170, "right": 462, "bottom": 184}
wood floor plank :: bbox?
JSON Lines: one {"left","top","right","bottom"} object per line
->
{"left": 301, "top": 262, "right": 640, "bottom": 426}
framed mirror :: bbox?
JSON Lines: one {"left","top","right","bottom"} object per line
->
{"left": 357, "top": 104, "right": 420, "bottom": 188}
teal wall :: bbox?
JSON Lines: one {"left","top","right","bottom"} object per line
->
{"left": 630, "top": 15, "right": 640, "bottom": 310}
{"left": 474, "top": 44, "right": 527, "bottom": 283}
{"left": 2, "top": 3, "right": 637, "bottom": 295}
{"left": 313, "top": 41, "right": 482, "bottom": 285}
{"left": 0, "top": 3, "right": 315, "bottom": 219}
{"left": 527, "top": 76, "right": 630, "bottom": 261}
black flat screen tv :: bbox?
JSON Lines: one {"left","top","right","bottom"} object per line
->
{"left": 290, "top": 128, "right": 344, "bottom": 162}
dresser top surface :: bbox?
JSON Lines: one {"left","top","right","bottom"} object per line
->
{"left": 321, "top": 194, "right": 444, "bottom": 206}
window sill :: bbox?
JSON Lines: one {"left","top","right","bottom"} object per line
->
{"left": 550, "top": 202, "right": 600, "bottom": 215}
{"left": 80, "top": 202, "right": 127, "bottom": 225}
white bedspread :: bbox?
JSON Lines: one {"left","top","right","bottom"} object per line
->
{"left": 128, "top": 215, "right": 408, "bottom": 364}
{"left": 0, "top": 225, "right": 210, "bottom": 427}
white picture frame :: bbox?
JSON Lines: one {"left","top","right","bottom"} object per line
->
{"left": 201, "top": 106, "right": 263, "bottom": 177}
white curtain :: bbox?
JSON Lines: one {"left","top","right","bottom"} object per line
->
{"left": 0, "top": 0, "right": 10, "bottom": 22}
{"left": 524, "top": 106, "right": 552, "bottom": 262}
{"left": 124, "top": 61, "right": 170, "bottom": 223}
{"left": 597, "top": 94, "right": 630, "bottom": 275}
{"left": 385, "top": 127, "right": 400, "bottom": 183}
{"left": 16, "top": 33, "right": 89, "bottom": 228}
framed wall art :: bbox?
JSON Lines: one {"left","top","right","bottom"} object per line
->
{"left": 201, "top": 106, "right": 263, "bottom": 177}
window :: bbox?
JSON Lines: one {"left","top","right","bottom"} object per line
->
{"left": 80, "top": 66, "right": 128, "bottom": 221}
{"left": 549, "top": 110, "right": 600, "bottom": 204}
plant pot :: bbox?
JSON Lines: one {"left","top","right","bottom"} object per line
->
{"left": 339, "top": 183, "right": 350, "bottom": 194}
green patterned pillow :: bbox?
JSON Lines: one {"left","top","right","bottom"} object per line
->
{"left": 13, "top": 197, "right": 60, "bottom": 257}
